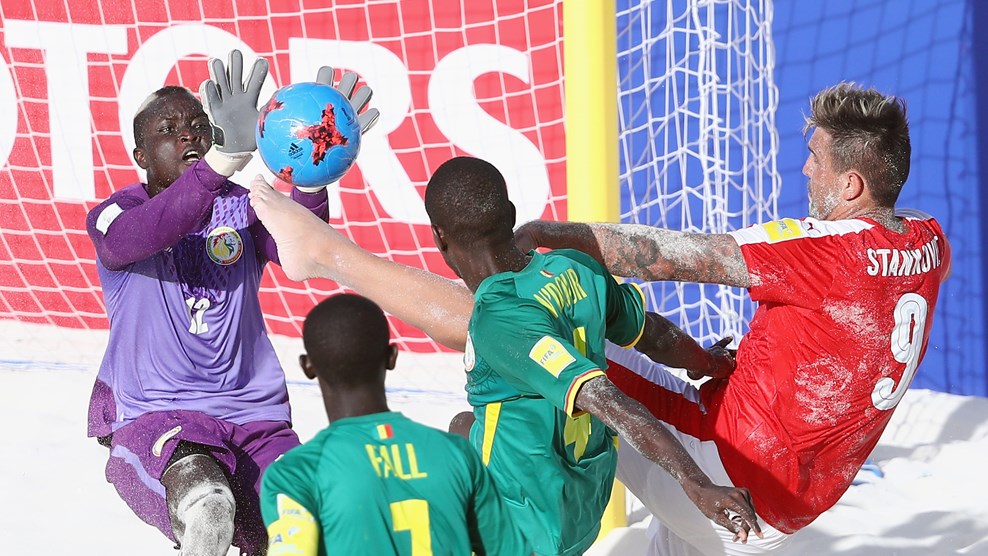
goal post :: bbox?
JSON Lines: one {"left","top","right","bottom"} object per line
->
{"left": 562, "top": 0, "right": 630, "bottom": 539}
{"left": 564, "top": 0, "right": 620, "bottom": 224}
{"left": 562, "top": 0, "right": 783, "bottom": 540}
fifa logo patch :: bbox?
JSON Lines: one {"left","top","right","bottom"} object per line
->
{"left": 206, "top": 226, "right": 243, "bottom": 266}
{"left": 761, "top": 218, "right": 806, "bottom": 243}
{"left": 529, "top": 336, "right": 575, "bottom": 377}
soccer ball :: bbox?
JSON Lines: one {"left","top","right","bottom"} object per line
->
{"left": 255, "top": 82, "right": 362, "bottom": 188}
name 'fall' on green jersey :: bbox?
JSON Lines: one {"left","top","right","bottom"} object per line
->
{"left": 261, "top": 411, "right": 529, "bottom": 556}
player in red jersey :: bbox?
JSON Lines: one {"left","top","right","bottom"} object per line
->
{"left": 515, "top": 82, "right": 951, "bottom": 555}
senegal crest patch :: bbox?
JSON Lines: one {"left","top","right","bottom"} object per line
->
{"left": 206, "top": 226, "right": 243, "bottom": 265}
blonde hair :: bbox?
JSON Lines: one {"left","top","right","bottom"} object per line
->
{"left": 803, "top": 82, "right": 910, "bottom": 206}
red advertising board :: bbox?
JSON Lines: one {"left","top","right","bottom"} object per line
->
{"left": 0, "top": 0, "right": 567, "bottom": 350}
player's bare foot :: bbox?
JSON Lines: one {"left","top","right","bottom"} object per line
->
{"left": 248, "top": 175, "right": 327, "bottom": 281}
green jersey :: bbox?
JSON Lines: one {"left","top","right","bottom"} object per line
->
{"left": 260, "top": 411, "right": 528, "bottom": 556}
{"left": 464, "top": 249, "right": 646, "bottom": 556}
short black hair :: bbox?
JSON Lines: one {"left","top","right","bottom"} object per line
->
{"left": 423, "top": 156, "right": 515, "bottom": 246}
{"left": 302, "top": 293, "right": 392, "bottom": 386}
{"left": 133, "top": 86, "right": 199, "bottom": 149}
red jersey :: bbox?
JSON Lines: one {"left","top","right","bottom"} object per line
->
{"left": 609, "top": 210, "right": 950, "bottom": 534}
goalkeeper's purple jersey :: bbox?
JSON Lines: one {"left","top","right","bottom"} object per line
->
{"left": 85, "top": 161, "right": 329, "bottom": 437}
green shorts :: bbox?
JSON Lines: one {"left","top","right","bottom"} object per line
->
{"left": 471, "top": 396, "right": 618, "bottom": 556}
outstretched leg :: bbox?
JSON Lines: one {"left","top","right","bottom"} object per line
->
{"left": 163, "top": 449, "right": 236, "bottom": 556}
{"left": 249, "top": 175, "right": 474, "bottom": 351}
{"left": 248, "top": 175, "right": 337, "bottom": 281}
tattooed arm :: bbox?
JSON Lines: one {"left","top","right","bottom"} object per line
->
{"left": 574, "top": 376, "right": 760, "bottom": 541}
{"left": 515, "top": 221, "right": 750, "bottom": 288}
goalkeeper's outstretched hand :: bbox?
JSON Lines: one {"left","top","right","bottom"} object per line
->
{"left": 199, "top": 50, "right": 269, "bottom": 176}
{"left": 314, "top": 66, "right": 380, "bottom": 135}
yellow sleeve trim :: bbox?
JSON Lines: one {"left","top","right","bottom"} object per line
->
{"left": 564, "top": 369, "right": 606, "bottom": 416}
{"left": 267, "top": 494, "right": 319, "bottom": 555}
{"left": 619, "top": 282, "right": 647, "bottom": 348}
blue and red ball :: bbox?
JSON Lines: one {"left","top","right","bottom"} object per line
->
{"left": 255, "top": 82, "right": 362, "bottom": 188}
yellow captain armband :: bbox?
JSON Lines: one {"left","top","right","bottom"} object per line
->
{"left": 267, "top": 493, "right": 319, "bottom": 556}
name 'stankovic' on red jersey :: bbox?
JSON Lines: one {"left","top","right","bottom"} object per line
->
{"left": 708, "top": 209, "right": 951, "bottom": 533}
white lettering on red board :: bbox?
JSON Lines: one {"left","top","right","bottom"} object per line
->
{"left": 0, "top": 20, "right": 550, "bottom": 225}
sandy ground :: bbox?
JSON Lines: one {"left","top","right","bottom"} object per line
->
{"left": 2, "top": 324, "right": 986, "bottom": 555}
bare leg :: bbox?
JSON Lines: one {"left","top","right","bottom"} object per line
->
{"left": 248, "top": 175, "right": 339, "bottom": 281}
{"left": 248, "top": 175, "right": 474, "bottom": 351}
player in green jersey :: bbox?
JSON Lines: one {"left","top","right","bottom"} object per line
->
{"left": 460, "top": 244, "right": 645, "bottom": 553}
{"left": 259, "top": 293, "right": 529, "bottom": 556}
{"left": 249, "top": 157, "right": 761, "bottom": 555}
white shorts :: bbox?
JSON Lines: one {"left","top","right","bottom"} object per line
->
{"left": 606, "top": 344, "right": 792, "bottom": 556}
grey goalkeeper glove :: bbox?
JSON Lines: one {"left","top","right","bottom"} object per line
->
{"left": 315, "top": 66, "right": 381, "bottom": 134}
{"left": 199, "top": 49, "right": 269, "bottom": 177}
{"left": 293, "top": 66, "right": 381, "bottom": 194}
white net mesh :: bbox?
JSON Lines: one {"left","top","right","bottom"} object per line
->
{"left": 615, "top": 0, "right": 782, "bottom": 344}
{"left": 0, "top": 1, "right": 567, "bottom": 364}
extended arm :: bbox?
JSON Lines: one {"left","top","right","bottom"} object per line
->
{"left": 575, "top": 376, "right": 760, "bottom": 541}
{"left": 87, "top": 163, "right": 228, "bottom": 270}
{"left": 516, "top": 220, "right": 750, "bottom": 287}
{"left": 636, "top": 312, "right": 735, "bottom": 379}
{"left": 316, "top": 234, "right": 473, "bottom": 351}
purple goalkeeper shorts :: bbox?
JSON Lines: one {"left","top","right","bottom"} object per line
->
{"left": 103, "top": 410, "right": 300, "bottom": 554}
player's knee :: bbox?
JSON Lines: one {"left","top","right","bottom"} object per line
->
{"left": 165, "top": 454, "right": 236, "bottom": 556}
{"left": 448, "top": 410, "right": 475, "bottom": 439}
{"left": 175, "top": 483, "right": 236, "bottom": 556}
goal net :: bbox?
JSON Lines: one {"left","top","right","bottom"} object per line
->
{"left": 0, "top": 0, "right": 567, "bottom": 369}
{"left": 1, "top": 0, "right": 782, "bottom": 379}
{"left": 615, "top": 0, "right": 782, "bottom": 345}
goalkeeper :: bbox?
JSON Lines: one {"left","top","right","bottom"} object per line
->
{"left": 84, "top": 50, "right": 377, "bottom": 555}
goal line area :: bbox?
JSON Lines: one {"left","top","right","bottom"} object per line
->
{"left": 0, "top": 319, "right": 468, "bottom": 397}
